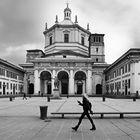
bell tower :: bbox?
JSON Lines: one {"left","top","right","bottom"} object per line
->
{"left": 64, "top": 3, "right": 71, "bottom": 20}
{"left": 89, "top": 34, "right": 105, "bottom": 63}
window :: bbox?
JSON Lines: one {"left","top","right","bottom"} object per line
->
{"left": 11, "top": 83, "right": 12, "bottom": 90}
{"left": 119, "top": 82, "right": 121, "bottom": 89}
{"left": 94, "top": 36, "right": 101, "bottom": 43}
{"left": 0, "top": 82, "right": 1, "bottom": 89}
{"left": 125, "top": 64, "right": 127, "bottom": 73}
{"left": 128, "top": 63, "right": 131, "bottom": 72}
{"left": 49, "top": 36, "right": 52, "bottom": 45}
{"left": 122, "top": 81, "right": 124, "bottom": 89}
{"left": 122, "top": 66, "right": 124, "bottom": 74}
{"left": 128, "top": 79, "right": 130, "bottom": 88}
{"left": 96, "top": 58, "right": 98, "bottom": 62}
{"left": 96, "top": 48, "right": 98, "bottom": 53}
{"left": 81, "top": 37, "right": 85, "bottom": 46}
{"left": 114, "top": 71, "right": 116, "bottom": 77}
{"left": 119, "top": 68, "right": 121, "bottom": 75}
{"left": 64, "top": 34, "right": 69, "bottom": 43}
{"left": 0, "top": 68, "right": 5, "bottom": 76}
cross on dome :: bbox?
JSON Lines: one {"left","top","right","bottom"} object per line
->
{"left": 66, "top": 2, "right": 69, "bottom": 8}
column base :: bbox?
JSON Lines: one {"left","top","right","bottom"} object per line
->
{"left": 51, "top": 89, "right": 62, "bottom": 99}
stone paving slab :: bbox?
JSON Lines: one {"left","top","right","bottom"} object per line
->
{"left": 55, "top": 97, "right": 140, "bottom": 114}
{"left": 0, "top": 97, "right": 140, "bottom": 140}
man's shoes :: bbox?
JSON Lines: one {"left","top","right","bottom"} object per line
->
{"left": 90, "top": 127, "right": 96, "bottom": 131}
{"left": 72, "top": 126, "right": 78, "bottom": 131}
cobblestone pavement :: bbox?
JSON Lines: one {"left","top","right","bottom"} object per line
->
{"left": 0, "top": 97, "right": 140, "bottom": 140}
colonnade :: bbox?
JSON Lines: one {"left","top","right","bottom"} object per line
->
{"left": 34, "top": 69, "right": 93, "bottom": 95}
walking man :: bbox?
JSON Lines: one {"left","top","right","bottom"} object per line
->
{"left": 72, "top": 93, "right": 96, "bottom": 131}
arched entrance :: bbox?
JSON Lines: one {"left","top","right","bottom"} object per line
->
{"left": 96, "top": 84, "right": 102, "bottom": 94}
{"left": 75, "top": 71, "right": 86, "bottom": 95}
{"left": 40, "top": 71, "right": 51, "bottom": 95}
{"left": 28, "top": 83, "right": 34, "bottom": 94}
{"left": 58, "top": 71, "right": 69, "bottom": 95}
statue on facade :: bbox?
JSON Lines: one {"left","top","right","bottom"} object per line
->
{"left": 52, "top": 76, "right": 61, "bottom": 99}
{"left": 54, "top": 76, "right": 59, "bottom": 89}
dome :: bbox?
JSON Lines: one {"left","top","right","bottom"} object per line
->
{"left": 59, "top": 19, "right": 74, "bottom": 25}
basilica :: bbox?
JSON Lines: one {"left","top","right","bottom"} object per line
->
{"left": 20, "top": 4, "right": 108, "bottom": 96}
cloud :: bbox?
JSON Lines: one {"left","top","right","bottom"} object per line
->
{"left": 0, "top": 0, "right": 140, "bottom": 65}
{"left": 0, "top": 43, "right": 42, "bottom": 65}
{"left": 0, "top": 0, "right": 46, "bottom": 47}
{"left": 75, "top": 0, "right": 140, "bottom": 63}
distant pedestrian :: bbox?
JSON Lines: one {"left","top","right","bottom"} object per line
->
{"left": 72, "top": 93, "right": 96, "bottom": 131}
{"left": 23, "top": 93, "right": 27, "bottom": 100}
{"left": 41, "top": 93, "right": 43, "bottom": 97}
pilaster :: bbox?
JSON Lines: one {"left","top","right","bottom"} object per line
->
{"left": 34, "top": 69, "right": 40, "bottom": 95}
{"left": 69, "top": 70, "right": 74, "bottom": 95}
{"left": 51, "top": 70, "right": 56, "bottom": 94}
{"left": 86, "top": 70, "right": 92, "bottom": 95}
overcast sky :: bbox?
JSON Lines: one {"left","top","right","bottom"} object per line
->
{"left": 0, "top": 0, "right": 140, "bottom": 65}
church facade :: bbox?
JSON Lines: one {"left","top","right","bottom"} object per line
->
{"left": 20, "top": 5, "right": 108, "bottom": 96}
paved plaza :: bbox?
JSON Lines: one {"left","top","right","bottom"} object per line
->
{"left": 0, "top": 97, "right": 140, "bottom": 140}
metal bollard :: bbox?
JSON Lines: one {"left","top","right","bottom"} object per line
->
{"left": 47, "top": 96, "right": 50, "bottom": 102}
{"left": 103, "top": 97, "right": 105, "bottom": 102}
{"left": 133, "top": 97, "right": 136, "bottom": 102}
{"left": 9, "top": 97, "right": 13, "bottom": 101}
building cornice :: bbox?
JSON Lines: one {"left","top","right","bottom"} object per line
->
{"left": 0, "top": 58, "right": 25, "bottom": 73}
{"left": 30, "top": 58, "right": 94, "bottom": 63}
{"left": 19, "top": 63, "right": 34, "bottom": 68}
{"left": 26, "top": 49, "right": 45, "bottom": 55}
{"left": 43, "top": 50, "right": 89, "bottom": 58}
{"left": 43, "top": 24, "right": 91, "bottom": 35}
{"left": 105, "top": 48, "right": 140, "bottom": 72}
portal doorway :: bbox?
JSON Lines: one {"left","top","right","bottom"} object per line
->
{"left": 58, "top": 71, "right": 69, "bottom": 95}
{"left": 77, "top": 81, "right": 83, "bottom": 94}
{"left": 96, "top": 84, "right": 102, "bottom": 94}
{"left": 40, "top": 71, "right": 51, "bottom": 95}
{"left": 75, "top": 71, "right": 86, "bottom": 95}
{"left": 28, "top": 83, "right": 34, "bottom": 94}
{"left": 47, "top": 81, "right": 51, "bottom": 94}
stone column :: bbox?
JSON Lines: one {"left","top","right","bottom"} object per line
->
{"left": 23, "top": 73, "right": 28, "bottom": 94}
{"left": 86, "top": 70, "right": 92, "bottom": 95}
{"left": 34, "top": 69, "right": 40, "bottom": 95}
{"left": 44, "top": 80, "right": 47, "bottom": 94}
{"left": 69, "top": 70, "right": 74, "bottom": 95}
{"left": 51, "top": 70, "right": 55, "bottom": 94}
